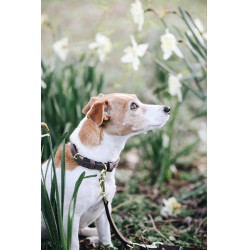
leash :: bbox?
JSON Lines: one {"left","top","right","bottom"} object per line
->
{"left": 99, "top": 165, "right": 163, "bottom": 249}
{"left": 70, "top": 143, "right": 203, "bottom": 249}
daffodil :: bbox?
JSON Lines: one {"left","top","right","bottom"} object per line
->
{"left": 168, "top": 74, "right": 182, "bottom": 102}
{"left": 187, "top": 18, "right": 207, "bottom": 44}
{"left": 121, "top": 35, "right": 148, "bottom": 71}
{"left": 52, "top": 37, "right": 69, "bottom": 62}
{"left": 160, "top": 197, "right": 181, "bottom": 217}
{"left": 130, "top": 0, "right": 144, "bottom": 31}
{"left": 161, "top": 29, "right": 183, "bottom": 60}
{"left": 88, "top": 33, "right": 112, "bottom": 62}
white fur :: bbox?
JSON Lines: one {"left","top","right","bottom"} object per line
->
{"left": 41, "top": 96, "right": 170, "bottom": 250}
{"left": 70, "top": 118, "right": 130, "bottom": 163}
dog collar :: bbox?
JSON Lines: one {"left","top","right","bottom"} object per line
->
{"left": 69, "top": 143, "right": 120, "bottom": 172}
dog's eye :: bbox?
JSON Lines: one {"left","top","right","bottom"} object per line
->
{"left": 130, "top": 102, "right": 139, "bottom": 110}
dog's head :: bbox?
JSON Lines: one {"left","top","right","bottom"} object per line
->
{"left": 82, "top": 93, "right": 170, "bottom": 136}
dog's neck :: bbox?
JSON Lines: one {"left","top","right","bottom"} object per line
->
{"left": 70, "top": 117, "right": 131, "bottom": 163}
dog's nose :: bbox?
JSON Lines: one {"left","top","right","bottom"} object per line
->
{"left": 163, "top": 106, "right": 171, "bottom": 114}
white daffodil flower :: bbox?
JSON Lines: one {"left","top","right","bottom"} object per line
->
{"left": 194, "top": 18, "right": 204, "bottom": 33}
{"left": 161, "top": 29, "right": 183, "bottom": 61}
{"left": 52, "top": 37, "right": 69, "bottom": 62}
{"left": 168, "top": 74, "right": 182, "bottom": 102}
{"left": 187, "top": 18, "right": 207, "bottom": 44}
{"left": 88, "top": 33, "right": 112, "bottom": 62}
{"left": 160, "top": 197, "right": 181, "bottom": 217}
{"left": 121, "top": 35, "right": 148, "bottom": 71}
{"left": 130, "top": 0, "right": 144, "bottom": 31}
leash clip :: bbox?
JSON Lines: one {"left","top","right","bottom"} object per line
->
{"left": 99, "top": 163, "right": 108, "bottom": 202}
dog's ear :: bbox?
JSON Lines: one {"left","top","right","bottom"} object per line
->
{"left": 82, "top": 97, "right": 98, "bottom": 115}
{"left": 87, "top": 99, "right": 111, "bottom": 126}
{"left": 82, "top": 93, "right": 105, "bottom": 115}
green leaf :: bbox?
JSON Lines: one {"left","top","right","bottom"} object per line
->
{"left": 178, "top": 7, "right": 206, "bottom": 58}
{"left": 178, "top": 183, "right": 207, "bottom": 201}
{"left": 41, "top": 181, "right": 60, "bottom": 248}
{"left": 170, "top": 139, "right": 199, "bottom": 165}
{"left": 61, "top": 140, "right": 66, "bottom": 219}
{"left": 44, "top": 132, "right": 68, "bottom": 181}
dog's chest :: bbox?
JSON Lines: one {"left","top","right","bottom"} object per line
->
{"left": 77, "top": 171, "right": 116, "bottom": 227}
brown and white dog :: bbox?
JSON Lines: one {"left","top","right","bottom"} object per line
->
{"left": 41, "top": 93, "right": 170, "bottom": 249}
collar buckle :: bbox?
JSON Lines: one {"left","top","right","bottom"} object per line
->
{"left": 73, "top": 152, "right": 86, "bottom": 162}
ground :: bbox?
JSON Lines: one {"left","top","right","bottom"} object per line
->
{"left": 78, "top": 152, "right": 207, "bottom": 249}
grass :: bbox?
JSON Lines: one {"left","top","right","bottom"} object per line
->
{"left": 41, "top": 124, "right": 97, "bottom": 250}
{"left": 41, "top": 58, "right": 104, "bottom": 162}
{"left": 78, "top": 163, "right": 207, "bottom": 249}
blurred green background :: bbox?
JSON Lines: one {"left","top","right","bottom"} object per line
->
{"left": 42, "top": 0, "right": 207, "bottom": 248}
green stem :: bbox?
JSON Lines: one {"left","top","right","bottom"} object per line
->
{"left": 147, "top": 51, "right": 206, "bottom": 101}
{"left": 144, "top": 8, "right": 167, "bottom": 29}
{"left": 47, "top": 134, "right": 67, "bottom": 249}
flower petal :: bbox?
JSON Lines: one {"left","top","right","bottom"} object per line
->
{"left": 136, "top": 43, "right": 148, "bottom": 57}
{"left": 138, "top": 16, "right": 144, "bottom": 31}
{"left": 121, "top": 52, "right": 133, "bottom": 63}
{"left": 163, "top": 51, "right": 172, "bottom": 60}
{"left": 194, "top": 18, "right": 204, "bottom": 32}
{"left": 97, "top": 49, "right": 106, "bottom": 62}
{"left": 177, "top": 89, "right": 182, "bottom": 102}
{"left": 173, "top": 45, "right": 184, "bottom": 58}
{"left": 130, "top": 35, "right": 137, "bottom": 48}
{"left": 52, "top": 37, "right": 69, "bottom": 61}
{"left": 132, "top": 57, "right": 140, "bottom": 71}
{"left": 88, "top": 42, "right": 98, "bottom": 50}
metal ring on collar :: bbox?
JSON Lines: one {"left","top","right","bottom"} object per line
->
{"left": 73, "top": 152, "right": 86, "bottom": 161}
{"left": 101, "top": 162, "right": 108, "bottom": 171}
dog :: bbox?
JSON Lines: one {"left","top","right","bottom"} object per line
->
{"left": 41, "top": 93, "right": 170, "bottom": 249}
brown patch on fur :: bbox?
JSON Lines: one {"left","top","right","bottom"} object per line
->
{"left": 87, "top": 99, "right": 111, "bottom": 126}
{"left": 55, "top": 144, "right": 78, "bottom": 170}
{"left": 80, "top": 93, "right": 143, "bottom": 146}
{"left": 82, "top": 93, "right": 104, "bottom": 115}
{"left": 101, "top": 94, "right": 142, "bottom": 136}
{"left": 79, "top": 119, "right": 103, "bottom": 147}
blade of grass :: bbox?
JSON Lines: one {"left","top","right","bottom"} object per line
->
{"left": 44, "top": 132, "right": 68, "bottom": 181}
{"left": 147, "top": 51, "right": 205, "bottom": 100}
{"left": 61, "top": 140, "right": 66, "bottom": 219}
{"left": 41, "top": 181, "right": 60, "bottom": 248}
{"left": 170, "top": 139, "right": 199, "bottom": 165}
{"left": 178, "top": 7, "right": 206, "bottom": 57}
{"left": 178, "top": 183, "right": 207, "bottom": 201}
{"left": 47, "top": 132, "right": 67, "bottom": 249}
